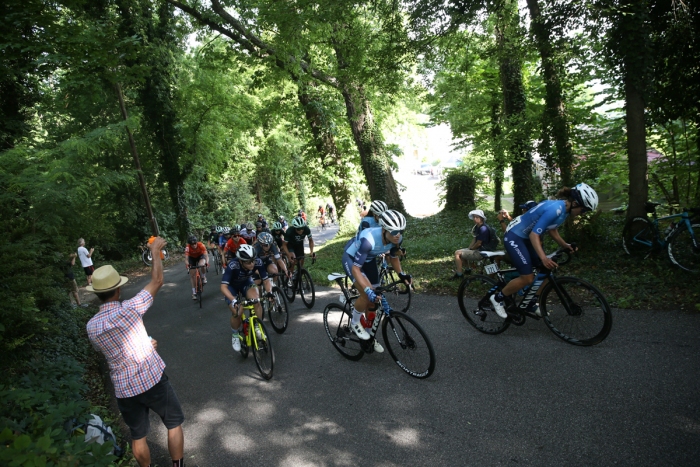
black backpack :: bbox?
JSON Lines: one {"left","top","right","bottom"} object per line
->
{"left": 482, "top": 223, "right": 501, "bottom": 251}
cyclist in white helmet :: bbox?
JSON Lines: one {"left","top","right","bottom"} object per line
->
{"left": 358, "top": 199, "right": 389, "bottom": 234}
{"left": 490, "top": 183, "right": 598, "bottom": 318}
{"left": 342, "top": 210, "right": 413, "bottom": 352}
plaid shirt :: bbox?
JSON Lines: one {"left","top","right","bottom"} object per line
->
{"left": 87, "top": 290, "right": 165, "bottom": 398}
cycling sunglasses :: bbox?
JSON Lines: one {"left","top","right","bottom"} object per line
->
{"left": 389, "top": 230, "right": 404, "bottom": 236}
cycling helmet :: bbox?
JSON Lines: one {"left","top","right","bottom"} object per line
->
{"left": 291, "top": 216, "right": 307, "bottom": 229}
{"left": 272, "top": 221, "right": 283, "bottom": 231}
{"left": 230, "top": 227, "right": 240, "bottom": 236}
{"left": 279, "top": 215, "right": 285, "bottom": 221}
{"left": 233, "top": 224, "right": 241, "bottom": 231}
{"left": 379, "top": 210, "right": 407, "bottom": 232}
{"left": 572, "top": 183, "right": 598, "bottom": 211}
{"left": 258, "top": 213, "right": 263, "bottom": 218}
{"left": 236, "top": 244, "right": 257, "bottom": 261}
{"left": 246, "top": 222, "right": 254, "bottom": 230}
{"left": 187, "top": 235, "right": 198, "bottom": 244}
{"left": 222, "top": 228, "right": 230, "bottom": 236}
{"left": 258, "top": 232, "right": 273, "bottom": 246}
{"left": 369, "top": 200, "right": 389, "bottom": 216}
{"left": 210, "top": 225, "right": 216, "bottom": 231}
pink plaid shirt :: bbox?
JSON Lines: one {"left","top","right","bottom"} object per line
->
{"left": 87, "top": 290, "right": 165, "bottom": 398}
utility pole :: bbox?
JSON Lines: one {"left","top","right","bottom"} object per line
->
{"left": 115, "top": 83, "right": 159, "bottom": 236}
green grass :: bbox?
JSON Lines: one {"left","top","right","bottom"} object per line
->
{"left": 309, "top": 210, "right": 700, "bottom": 311}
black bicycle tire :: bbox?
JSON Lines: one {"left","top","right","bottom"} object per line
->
{"left": 622, "top": 217, "right": 655, "bottom": 257}
{"left": 381, "top": 311, "right": 436, "bottom": 379}
{"left": 284, "top": 272, "right": 296, "bottom": 303}
{"left": 540, "top": 276, "right": 613, "bottom": 346}
{"left": 268, "top": 286, "right": 289, "bottom": 334}
{"left": 197, "top": 275, "right": 203, "bottom": 309}
{"left": 252, "top": 320, "right": 274, "bottom": 380}
{"left": 323, "top": 303, "right": 365, "bottom": 361}
{"left": 380, "top": 269, "right": 412, "bottom": 313}
{"left": 239, "top": 327, "right": 249, "bottom": 359}
{"left": 457, "top": 274, "right": 511, "bottom": 334}
{"left": 142, "top": 249, "right": 152, "bottom": 267}
{"left": 300, "top": 269, "right": 315, "bottom": 309}
{"left": 667, "top": 223, "right": 700, "bottom": 273}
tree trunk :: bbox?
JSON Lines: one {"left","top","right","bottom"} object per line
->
{"left": 526, "top": 0, "right": 573, "bottom": 188}
{"left": 625, "top": 77, "right": 649, "bottom": 218}
{"left": 491, "top": 100, "right": 505, "bottom": 211}
{"left": 297, "top": 84, "right": 351, "bottom": 220}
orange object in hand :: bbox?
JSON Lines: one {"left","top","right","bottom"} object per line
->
{"left": 148, "top": 236, "right": 165, "bottom": 259}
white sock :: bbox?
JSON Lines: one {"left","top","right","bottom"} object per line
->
{"left": 351, "top": 308, "right": 363, "bottom": 325}
{"left": 192, "top": 288, "right": 196, "bottom": 294}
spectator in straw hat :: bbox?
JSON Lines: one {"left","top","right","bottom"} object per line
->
{"left": 86, "top": 237, "right": 185, "bottom": 467}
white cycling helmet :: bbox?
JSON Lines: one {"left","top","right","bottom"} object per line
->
{"left": 379, "top": 210, "right": 407, "bottom": 232}
{"left": 236, "top": 244, "right": 257, "bottom": 261}
{"left": 369, "top": 200, "right": 389, "bottom": 216}
{"left": 291, "top": 216, "right": 307, "bottom": 229}
{"left": 572, "top": 183, "right": 598, "bottom": 211}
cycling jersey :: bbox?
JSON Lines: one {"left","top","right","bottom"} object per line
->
{"left": 345, "top": 227, "right": 401, "bottom": 266}
{"left": 257, "top": 217, "right": 268, "bottom": 229}
{"left": 240, "top": 228, "right": 256, "bottom": 244}
{"left": 272, "top": 232, "right": 285, "bottom": 249}
{"left": 357, "top": 216, "right": 379, "bottom": 234}
{"left": 217, "top": 234, "right": 227, "bottom": 248}
{"left": 224, "top": 237, "right": 247, "bottom": 255}
{"left": 185, "top": 242, "right": 207, "bottom": 258}
{"left": 254, "top": 242, "right": 281, "bottom": 262}
{"left": 222, "top": 258, "right": 268, "bottom": 288}
{"left": 208, "top": 232, "right": 219, "bottom": 245}
{"left": 506, "top": 200, "right": 568, "bottom": 238}
{"left": 284, "top": 225, "right": 312, "bottom": 247}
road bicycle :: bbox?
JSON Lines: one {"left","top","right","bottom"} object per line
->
{"left": 209, "top": 248, "right": 223, "bottom": 275}
{"left": 139, "top": 241, "right": 169, "bottom": 267}
{"left": 376, "top": 248, "right": 412, "bottom": 313}
{"left": 622, "top": 202, "right": 700, "bottom": 273}
{"left": 260, "top": 275, "right": 289, "bottom": 334}
{"left": 282, "top": 255, "right": 316, "bottom": 308}
{"left": 187, "top": 264, "right": 207, "bottom": 308}
{"left": 324, "top": 272, "right": 436, "bottom": 379}
{"left": 234, "top": 295, "right": 274, "bottom": 380}
{"left": 457, "top": 245, "right": 612, "bottom": 346}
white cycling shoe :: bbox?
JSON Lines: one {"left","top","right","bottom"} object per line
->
{"left": 373, "top": 340, "right": 384, "bottom": 353}
{"left": 351, "top": 321, "right": 371, "bottom": 340}
{"left": 489, "top": 294, "right": 509, "bottom": 319}
{"left": 232, "top": 334, "right": 241, "bottom": 352}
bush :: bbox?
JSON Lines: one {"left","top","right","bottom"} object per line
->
{"left": 439, "top": 168, "right": 477, "bottom": 211}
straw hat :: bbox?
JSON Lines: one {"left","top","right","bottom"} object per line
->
{"left": 86, "top": 265, "right": 128, "bottom": 293}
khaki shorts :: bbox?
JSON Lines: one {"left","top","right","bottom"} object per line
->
{"left": 65, "top": 279, "right": 79, "bottom": 294}
{"left": 458, "top": 249, "right": 484, "bottom": 262}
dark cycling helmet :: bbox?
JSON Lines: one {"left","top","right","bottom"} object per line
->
{"left": 571, "top": 183, "right": 598, "bottom": 211}
{"left": 236, "top": 244, "right": 257, "bottom": 261}
{"left": 272, "top": 221, "right": 283, "bottom": 231}
{"left": 258, "top": 232, "right": 273, "bottom": 246}
{"left": 291, "top": 216, "right": 307, "bottom": 229}
{"left": 370, "top": 200, "right": 389, "bottom": 216}
{"left": 230, "top": 228, "right": 240, "bottom": 236}
{"left": 188, "top": 235, "right": 198, "bottom": 244}
{"left": 379, "top": 210, "right": 407, "bottom": 232}
{"left": 210, "top": 225, "right": 216, "bottom": 231}
{"left": 256, "top": 221, "right": 263, "bottom": 228}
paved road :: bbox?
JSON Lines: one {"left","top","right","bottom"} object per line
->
{"left": 118, "top": 240, "right": 700, "bottom": 467}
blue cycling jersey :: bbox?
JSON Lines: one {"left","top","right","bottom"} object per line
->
{"left": 345, "top": 227, "right": 401, "bottom": 267}
{"left": 357, "top": 216, "right": 379, "bottom": 234}
{"left": 222, "top": 258, "right": 268, "bottom": 285}
{"left": 506, "top": 200, "right": 568, "bottom": 238}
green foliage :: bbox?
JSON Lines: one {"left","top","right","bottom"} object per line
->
{"left": 439, "top": 167, "right": 478, "bottom": 211}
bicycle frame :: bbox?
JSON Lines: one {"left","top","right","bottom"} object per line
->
{"left": 637, "top": 208, "right": 697, "bottom": 249}
{"left": 238, "top": 299, "right": 265, "bottom": 349}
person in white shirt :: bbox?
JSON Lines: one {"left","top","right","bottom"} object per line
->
{"left": 77, "top": 238, "right": 95, "bottom": 286}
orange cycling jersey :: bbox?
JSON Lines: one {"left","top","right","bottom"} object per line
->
{"left": 224, "top": 237, "right": 247, "bottom": 255}
{"left": 185, "top": 242, "right": 207, "bottom": 258}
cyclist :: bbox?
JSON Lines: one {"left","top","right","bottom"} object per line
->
{"left": 490, "top": 183, "right": 598, "bottom": 318}
{"left": 223, "top": 227, "right": 247, "bottom": 262}
{"left": 207, "top": 225, "right": 223, "bottom": 259}
{"left": 358, "top": 200, "right": 388, "bottom": 234}
{"left": 278, "top": 215, "right": 288, "bottom": 231}
{"left": 327, "top": 203, "right": 335, "bottom": 223}
{"left": 221, "top": 244, "right": 272, "bottom": 352}
{"left": 281, "top": 216, "right": 315, "bottom": 283}
{"left": 298, "top": 209, "right": 307, "bottom": 222}
{"left": 255, "top": 221, "right": 270, "bottom": 237}
{"left": 271, "top": 222, "right": 286, "bottom": 249}
{"left": 342, "top": 210, "right": 412, "bottom": 352}
{"left": 318, "top": 204, "right": 325, "bottom": 217}
{"left": 241, "top": 222, "right": 256, "bottom": 244}
{"left": 255, "top": 232, "right": 290, "bottom": 282}
{"left": 257, "top": 213, "right": 268, "bottom": 229}
{"left": 185, "top": 235, "right": 209, "bottom": 300}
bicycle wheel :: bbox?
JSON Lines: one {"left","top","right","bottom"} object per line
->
{"left": 284, "top": 272, "right": 296, "bottom": 303}
{"left": 252, "top": 320, "right": 274, "bottom": 380}
{"left": 457, "top": 274, "right": 510, "bottom": 334}
{"left": 323, "top": 303, "right": 364, "bottom": 361}
{"left": 299, "top": 269, "right": 315, "bottom": 309}
{"left": 382, "top": 311, "right": 436, "bottom": 379}
{"left": 268, "top": 286, "right": 289, "bottom": 334}
{"left": 622, "top": 217, "right": 655, "bottom": 257}
{"left": 379, "top": 269, "right": 411, "bottom": 313}
{"left": 214, "top": 253, "right": 221, "bottom": 275}
{"left": 197, "top": 275, "right": 203, "bottom": 309}
{"left": 667, "top": 223, "right": 700, "bottom": 273}
{"left": 142, "top": 249, "right": 152, "bottom": 266}
{"left": 540, "top": 276, "right": 613, "bottom": 346}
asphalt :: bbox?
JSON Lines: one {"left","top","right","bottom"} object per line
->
{"left": 116, "top": 223, "right": 700, "bottom": 467}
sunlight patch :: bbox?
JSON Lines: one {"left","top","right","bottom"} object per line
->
{"left": 222, "top": 433, "right": 255, "bottom": 452}
{"left": 386, "top": 427, "right": 419, "bottom": 447}
{"left": 297, "top": 314, "right": 325, "bottom": 324}
{"left": 195, "top": 407, "right": 226, "bottom": 423}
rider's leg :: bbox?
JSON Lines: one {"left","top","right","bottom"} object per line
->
{"left": 245, "top": 283, "right": 262, "bottom": 320}
{"left": 198, "top": 258, "right": 207, "bottom": 283}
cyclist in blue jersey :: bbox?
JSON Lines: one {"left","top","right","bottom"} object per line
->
{"left": 357, "top": 200, "right": 388, "bottom": 234}
{"left": 221, "top": 244, "right": 272, "bottom": 352}
{"left": 342, "top": 210, "right": 413, "bottom": 351}
{"left": 490, "top": 183, "right": 599, "bottom": 318}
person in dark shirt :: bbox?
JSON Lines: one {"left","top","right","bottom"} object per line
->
{"left": 452, "top": 209, "right": 491, "bottom": 279}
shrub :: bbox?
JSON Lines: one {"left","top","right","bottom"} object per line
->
{"left": 438, "top": 168, "right": 477, "bottom": 211}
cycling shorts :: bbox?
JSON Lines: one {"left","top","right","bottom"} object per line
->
{"left": 341, "top": 252, "right": 379, "bottom": 287}
{"left": 226, "top": 278, "right": 256, "bottom": 298}
{"left": 504, "top": 232, "right": 541, "bottom": 275}
{"left": 187, "top": 255, "right": 206, "bottom": 268}
{"left": 289, "top": 244, "right": 305, "bottom": 260}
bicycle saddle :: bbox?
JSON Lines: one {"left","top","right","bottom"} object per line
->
{"left": 328, "top": 272, "right": 347, "bottom": 281}
{"left": 480, "top": 251, "right": 506, "bottom": 258}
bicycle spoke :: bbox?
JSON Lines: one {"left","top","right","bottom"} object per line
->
{"left": 382, "top": 312, "right": 435, "bottom": 379}
{"left": 323, "top": 304, "right": 364, "bottom": 361}
{"left": 457, "top": 275, "right": 510, "bottom": 334}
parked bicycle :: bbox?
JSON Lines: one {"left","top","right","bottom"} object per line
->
{"left": 282, "top": 256, "right": 316, "bottom": 308}
{"left": 622, "top": 202, "right": 700, "bottom": 273}
{"left": 457, "top": 245, "right": 612, "bottom": 346}
{"left": 324, "top": 272, "right": 435, "bottom": 379}
{"left": 261, "top": 274, "right": 289, "bottom": 334}
{"left": 234, "top": 295, "right": 274, "bottom": 380}
{"left": 139, "top": 240, "right": 169, "bottom": 266}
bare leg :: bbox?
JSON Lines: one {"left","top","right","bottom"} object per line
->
{"left": 132, "top": 437, "right": 151, "bottom": 467}
{"left": 167, "top": 425, "right": 184, "bottom": 462}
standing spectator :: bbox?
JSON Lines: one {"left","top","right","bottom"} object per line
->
{"left": 65, "top": 253, "right": 87, "bottom": 308}
{"left": 86, "top": 237, "right": 185, "bottom": 467}
{"left": 77, "top": 238, "right": 95, "bottom": 286}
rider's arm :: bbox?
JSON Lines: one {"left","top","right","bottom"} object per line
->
{"left": 529, "top": 231, "right": 558, "bottom": 269}
{"left": 547, "top": 229, "right": 573, "bottom": 251}
{"left": 308, "top": 237, "right": 315, "bottom": 255}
